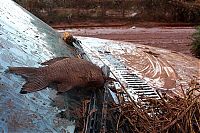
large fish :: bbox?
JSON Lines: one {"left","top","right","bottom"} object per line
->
{"left": 8, "top": 57, "right": 113, "bottom": 94}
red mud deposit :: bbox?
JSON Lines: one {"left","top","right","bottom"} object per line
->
{"left": 67, "top": 27, "right": 195, "bottom": 56}
{"left": 116, "top": 44, "right": 199, "bottom": 96}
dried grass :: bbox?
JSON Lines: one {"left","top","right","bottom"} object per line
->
{"left": 110, "top": 80, "right": 200, "bottom": 133}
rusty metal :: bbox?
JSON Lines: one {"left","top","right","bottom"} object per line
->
{"left": 83, "top": 91, "right": 99, "bottom": 133}
{"left": 100, "top": 84, "right": 109, "bottom": 133}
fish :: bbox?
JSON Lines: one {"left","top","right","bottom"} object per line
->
{"left": 8, "top": 57, "right": 113, "bottom": 94}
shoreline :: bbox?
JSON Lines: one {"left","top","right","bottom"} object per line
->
{"left": 57, "top": 26, "right": 195, "bottom": 57}
{"left": 51, "top": 22, "right": 198, "bottom": 29}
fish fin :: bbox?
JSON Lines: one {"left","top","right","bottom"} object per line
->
{"left": 8, "top": 67, "right": 49, "bottom": 93}
{"left": 57, "top": 83, "right": 72, "bottom": 92}
{"left": 41, "top": 57, "right": 69, "bottom": 65}
{"left": 8, "top": 67, "right": 38, "bottom": 78}
{"left": 21, "top": 76, "right": 49, "bottom": 93}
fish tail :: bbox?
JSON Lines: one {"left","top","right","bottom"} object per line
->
{"left": 8, "top": 67, "right": 49, "bottom": 94}
{"left": 8, "top": 67, "right": 38, "bottom": 77}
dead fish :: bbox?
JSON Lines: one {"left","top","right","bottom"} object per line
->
{"left": 8, "top": 57, "right": 114, "bottom": 94}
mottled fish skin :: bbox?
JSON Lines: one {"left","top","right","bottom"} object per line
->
{"left": 9, "top": 57, "right": 105, "bottom": 93}
{"left": 45, "top": 58, "right": 105, "bottom": 91}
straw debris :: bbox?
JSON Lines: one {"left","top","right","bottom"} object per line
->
{"left": 110, "top": 80, "right": 200, "bottom": 132}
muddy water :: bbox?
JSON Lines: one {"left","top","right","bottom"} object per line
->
{"left": 63, "top": 27, "right": 195, "bottom": 56}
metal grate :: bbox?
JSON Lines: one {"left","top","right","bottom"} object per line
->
{"left": 79, "top": 43, "right": 160, "bottom": 103}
